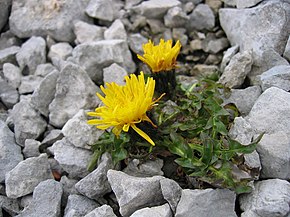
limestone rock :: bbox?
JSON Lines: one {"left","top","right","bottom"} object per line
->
{"left": 237, "top": 0, "right": 263, "bottom": 9}
{"left": 160, "top": 178, "right": 182, "bottom": 213}
{"left": 3, "top": 63, "right": 21, "bottom": 89}
{"left": 48, "top": 42, "right": 73, "bottom": 61}
{"left": 103, "top": 63, "right": 127, "bottom": 85}
{"left": 130, "top": 204, "right": 172, "bottom": 217}
{"left": 84, "top": 205, "right": 117, "bottom": 217}
{"left": 104, "top": 19, "right": 127, "bottom": 40}
{"left": 0, "top": 46, "right": 20, "bottom": 70}
{"left": 74, "top": 21, "right": 106, "bottom": 44}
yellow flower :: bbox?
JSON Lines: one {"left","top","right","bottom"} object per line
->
{"left": 137, "top": 39, "right": 181, "bottom": 73}
{"left": 87, "top": 72, "right": 164, "bottom": 146}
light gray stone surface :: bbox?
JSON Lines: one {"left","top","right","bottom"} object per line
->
{"left": 74, "top": 21, "right": 106, "bottom": 44}
{"left": 202, "top": 37, "right": 229, "bottom": 54}
{"left": 128, "top": 33, "right": 149, "bottom": 54}
{"left": 49, "top": 138, "right": 92, "bottom": 179}
{"left": 259, "top": 65, "right": 290, "bottom": 91}
{"left": 75, "top": 153, "right": 114, "bottom": 199}
{"left": 0, "top": 46, "right": 20, "bottom": 69}
{"left": 84, "top": 204, "right": 117, "bottom": 217}
{"left": 160, "top": 178, "right": 182, "bottom": 213}
{"left": 18, "top": 75, "right": 43, "bottom": 94}
{"left": 237, "top": 0, "right": 263, "bottom": 9}
{"left": 283, "top": 36, "right": 290, "bottom": 62}
{"left": 23, "top": 139, "right": 41, "bottom": 158}
{"left": 0, "top": 195, "right": 20, "bottom": 216}
{"left": 5, "top": 154, "right": 53, "bottom": 198}
{"left": 104, "top": 19, "right": 127, "bottom": 40}
{"left": 175, "top": 189, "right": 237, "bottom": 217}
{"left": 0, "top": 78, "right": 19, "bottom": 108}
{"left": 239, "top": 179, "right": 290, "bottom": 217}
{"left": 107, "top": 170, "right": 166, "bottom": 217}
{"left": 219, "top": 50, "right": 253, "bottom": 88}
{"left": 60, "top": 176, "right": 79, "bottom": 207}
{"left": 41, "top": 129, "right": 63, "bottom": 148}
{"left": 15, "top": 179, "right": 63, "bottom": 217}
{"left": 220, "top": 45, "right": 239, "bottom": 72}
{"left": 0, "top": 121, "right": 23, "bottom": 183}
{"left": 48, "top": 63, "right": 100, "bottom": 128}
{"left": 16, "top": 36, "right": 46, "bottom": 75}
{"left": 62, "top": 109, "right": 104, "bottom": 149}
{"left": 10, "top": 99, "right": 47, "bottom": 146}
{"left": 103, "top": 63, "right": 128, "bottom": 85}
{"left": 48, "top": 42, "right": 73, "bottom": 61}
{"left": 86, "top": 0, "right": 116, "bottom": 21}
{"left": 0, "top": 31, "right": 21, "bottom": 51}
{"left": 164, "top": 6, "right": 189, "bottom": 28}
{"left": 130, "top": 203, "right": 172, "bottom": 217}
{"left": 3, "top": 63, "right": 21, "bottom": 89}
{"left": 34, "top": 63, "right": 57, "bottom": 77}
{"left": 64, "top": 194, "right": 100, "bottom": 217}
{"left": 10, "top": 0, "right": 92, "bottom": 42}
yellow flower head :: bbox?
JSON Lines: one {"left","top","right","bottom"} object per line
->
{"left": 87, "top": 72, "right": 164, "bottom": 146}
{"left": 137, "top": 39, "right": 181, "bottom": 73}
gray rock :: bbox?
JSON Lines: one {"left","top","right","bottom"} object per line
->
{"left": 246, "top": 87, "right": 290, "bottom": 134}
{"left": 0, "top": 195, "right": 20, "bottom": 216}
{"left": 0, "top": 31, "right": 21, "bottom": 51}
{"left": 128, "top": 33, "right": 149, "bottom": 54}
{"left": 84, "top": 205, "right": 117, "bottom": 217}
{"left": 259, "top": 65, "right": 290, "bottom": 91}
{"left": 0, "top": 46, "right": 20, "bottom": 69}
{"left": 237, "top": 0, "right": 263, "bottom": 9}
{"left": 107, "top": 170, "right": 166, "bottom": 217}
{"left": 202, "top": 37, "right": 229, "bottom": 54}
{"left": 132, "top": 0, "right": 181, "bottom": 19}
{"left": 239, "top": 179, "right": 290, "bottom": 217}
{"left": 74, "top": 21, "right": 106, "bottom": 44}
{"left": 0, "top": 0, "right": 12, "bottom": 31}
{"left": 0, "top": 78, "right": 19, "bottom": 108}
{"left": 16, "top": 179, "right": 62, "bottom": 217}
{"left": 64, "top": 194, "right": 100, "bottom": 217}
{"left": 60, "top": 176, "right": 79, "bottom": 207}
{"left": 219, "top": 50, "right": 253, "bottom": 88}
{"left": 16, "top": 36, "right": 46, "bottom": 75}
{"left": 70, "top": 40, "right": 136, "bottom": 83}
{"left": 220, "top": 45, "right": 239, "bottom": 72}
{"left": 18, "top": 75, "right": 44, "bottom": 94}
{"left": 48, "top": 42, "right": 73, "bottom": 61}
{"left": 175, "top": 189, "right": 237, "bottom": 217}
{"left": 164, "top": 6, "right": 189, "bottom": 28}
{"left": 75, "top": 153, "right": 114, "bottom": 199}
{"left": 283, "top": 36, "right": 290, "bottom": 62}
{"left": 186, "top": 4, "right": 215, "bottom": 31}
{"left": 160, "top": 179, "right": 182, "bottom": 213}
{"left": 190, "top": 64, "right": 219, "bottom": 77}
{"left": 222, "top": 0, "right": 236, "bottom": 6}
{"left": 10, "top": 99, "right": 47, "bottom": 146}
{"left": 222, "top": 86, "right": 262, "bottom": 116}
{"left": 0, "top": 120, "right": 22, "bottom": 183}
{"left": 10, "top": 0, "right": 92, "bottom": 42}
{"left": 34, "top": 63, "right": 57, "bottom": 77}
{"left": 31, "top": 70, "right": 59, "bottom": 117}
{"left": 23, "top": 139, "right": 41, "bottom": 158}
{"left": 130, "top": 203, "right": 172, "bottom": 217}
{"left": 86, "top": 0, "right": 115, "bottom": 21}
{"left": 103, "top": 63, "right": 127, "bottom": 85}
{"left": 123, "top": 158, "right": 164, "bottom": 177}
{"left": 3, "top": 63, "right": 22, "bottom": 89}
{"left": 104, "top": 19, "right": 127, "bottom": 40}
{"left": 41, "top": 129, "right": 64, "bottom": 148}
{"left": 62, "top": 109, "right": 104, "bottom": 149}
{"left": 125, "top": 0, "right": 143, "bottom": 9}
{"left": 48, "top": 63, "right": 100, "bottom": 128}
{"left": 49, "top": 138, "right": 92, "bottom": 179}
{"left": 147, "top": 19, "right": 166, "bottom": 35}
{"left": 5, "top": 154, "right": 53, "bottom": 198}
{"left": 219, "top": 1, "right": 290, "bottom": 79}
{"left": 257, "top": 132, "right": 290, "bottom": 179}
{"left": 172, "top": 28, "right": 188, "bottom": 46}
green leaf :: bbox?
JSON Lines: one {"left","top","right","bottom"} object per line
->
{"left": 111, "top": 148, "right": 128, "bottom": 165}
{"left": 87, "top": 150, "right": 102, "bottom": 171}
{"left": 200, "top": 132, "right": 214, "bottom": 165}
{"left": 175, "top": 157, "right": 204, "bottom": 169}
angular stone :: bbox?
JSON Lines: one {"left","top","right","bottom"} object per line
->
{"left": 222, "top": 0, "right": 236, "bottom": 6}
{"left": 160, "top": 178, "right": 182, "bottom": 213}
{"left": 16, "top": 179, "right": 63, "bottom": 217}
{"left": 186, "top": 4, "right": 215, "bottom": 31}
{"left": 64, "top": 194, "right": 100, "bottom": 217}
{"left": 34, "top": 63, "right": 57, "bottom": 77}
{"left": 237, "top": 0, "right": 263, "bottom": 9}
{"left": 103, "top": 63, "right": 127, "bottom": 85}
{"left": 49, "top": 138, "right": 92, "bottom": 178}
{"left": 31, "top": 70, "right": 59, "bottom": 117}
{"left": 0, "top": 195, "right": 20, "bottom": 216}
{"left": 175, "top": 189, "right": 237, "bottom": 217}
{"left": 0, "top": 46, "right": 20, "bottom": 69}
{"left": 239, "top": 179, "right": 290, "bottom": 217}
{"left": 283, "top": 36, "right": 290, "bottom": 62}
{"left": 23, "top": 139, "right": 41, "bottom": 158}
{"left": 19, "top": 75, "right": 44, "bottom": 94}
{"left": 86, "top": 0, "right": 115, "bottom": 21}
{"left": 84, "top": 205, "right": 117, "bottom": 217}
{"left": 222, "top": 86, "right": 262, "bottom": 116}
{"left": 9, "top": 0, "right": 92, "bottom": 42}
{"left": 0, "top": 0, "right": 12, "bottom": 31}
{"left": 107, "top": 170, "right": 165, "bottom": 217}
{"left": 0, "top": 120, "right": 23, "bottom": 183}
{"left": 5, "top": 154, "right": 53, "bottom": 198}
{"left": 3, "top": 63, "right": 21, "bottom": 89}
{"left": 0, "top": 31, "right": 21, "bottom": 51}
{"left": 41, "top": 129, "right": 63, "bottom": 148}
{"left": 104, "top": 19, "right": 127, "bottom": 40}
{"left": 172, "top": 28, "right": 188, "bottom": 46}
{"left": 202, "top": 37, "right": 229, "bottom": 54}
{"left": 16, "top": 36, "right": 46, "bottom": 74}
{"left": 10, "top": 100, "right": 47, "bottom": 146}
{"left": 259, "top": 65, "right": 290, "bottom": 91}
{"left": 60, "top": 176, "right": 79, "bottom": 206}
{"left": 130, "top": 203, "right": 172, "bottom": 217}
{"left": 219, "top": 50, "right": 253, "bottom": 88}
{"left": 70, "top": 40, "right": 135, "bottom": 83}
{"left": 123, "top": 158, "right": 164, "bottom": 177}
{"left": 48, "top": 42, "right": 73, "bottom": 61}
{"left": 0, "top": 78, "right": 19, "bottom": 108}
{"left": 164, "top": 6, "right": 189, "bottom": 28}
{"left": 257, "top": 132, "right": 290, "bottom": 179}
{"left": 75, "top": 153, "right": 114, "bottom": 199}
{"left": 74, "top": 21, "right": 106, "bottom": 44}
{"left": 246, "top": 87, "right": 290, "bottom": 134}
{"left": 220, "top": 45, "right": 239, "bottom": 72}
{"left": 48, "top": 63, "right": 100, "bottom": 128}
{"left": 128, "top": 33, "right": 150, "bottom": 54}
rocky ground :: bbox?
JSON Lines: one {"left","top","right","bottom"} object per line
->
{"left": 1, "top": 0, "right": 290, "bottom": 216}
